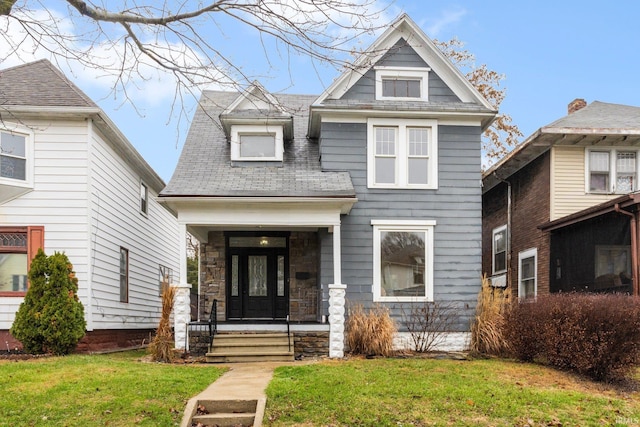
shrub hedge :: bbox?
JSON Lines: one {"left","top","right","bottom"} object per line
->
{"left": 504, "top": 293, "right": 640, "bottom": 381}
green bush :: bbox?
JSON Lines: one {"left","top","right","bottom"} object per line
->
{"left": 504, "top": 293, "right": 640, "bottom": 381}
{"left": 11, "top": 250, "right": 86, "bottom": 355}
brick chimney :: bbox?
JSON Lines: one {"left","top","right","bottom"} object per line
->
{"left": 568, "top": 98, "right": 587, "bottom": 114}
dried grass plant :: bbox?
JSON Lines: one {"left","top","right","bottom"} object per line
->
{"left": 148, "top": 285, "right": 177, "bottom": 363}
{"left": 470, "top": 275, "right": 511, "bottom": 356}
{"left": 345, "top": 304, "right": 396, "bottom": 357}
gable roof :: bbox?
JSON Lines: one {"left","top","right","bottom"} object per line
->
{"left": 314, "top": 14, "right": 494, "bottom": 111}
{"left": 159, "top": 90, "right": 355, "bottom": 198}
{"left": 0, "top": 59, "right": 166, "bottom": 193}
{"left": 483, "top": 101, "right": 640, "bottom": 193}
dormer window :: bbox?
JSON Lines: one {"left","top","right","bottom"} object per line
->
{"left": 375, "top": 66, "right": 430, "bottom": 101}
{"left": 231, "top": 125, "right": 284, "bottom": 162}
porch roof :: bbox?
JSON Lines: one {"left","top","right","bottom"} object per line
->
{"left": 159, "top": 91, "right": 356, "bottom": 199}
{"left": 539, "top": 192, "right": 640, "bottom": 232}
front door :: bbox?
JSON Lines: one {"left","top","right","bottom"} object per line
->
{"left": 226, "top": 234, "right": 288, "bottom": 319}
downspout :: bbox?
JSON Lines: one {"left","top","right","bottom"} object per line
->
{"left": 614, "top": 204, "right": 638, "bottom": 296}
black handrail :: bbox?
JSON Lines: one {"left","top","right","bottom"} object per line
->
{"left": 286, "top": 314, "right": 291, "bottom": 352}
{"left": 184, "top": 299, "right": 218, "bottom": 356}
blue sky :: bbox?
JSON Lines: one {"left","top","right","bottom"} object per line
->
{"left": 3, "top": 1, "right": 640, "bottom": 182}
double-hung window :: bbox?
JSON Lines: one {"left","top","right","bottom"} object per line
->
{"left": 372, "top": 220, "right": 435, "bottom": 302}
{"left": 368, "top": 118, "right": 438, "bottom": 189}
{"left": 140, "top": 182, "right": 148, "bottom": 216}
{"left": 0, "top": 130, "right": 27, "bottom": 181}
{"left": 587, "top": 149, "right": 638, "bottom": 194}
{"left": 159, "top": 264, "right": 173, "bottom": 295}
{"left": 492, "top": 225, "right": 507, "bottom": 275}
{"left": 518, "top": 248, "right": 537, "bottom": 300}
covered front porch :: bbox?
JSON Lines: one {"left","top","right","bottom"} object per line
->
{"left": 163, "top": 197, "right": 356, "bottom": 358}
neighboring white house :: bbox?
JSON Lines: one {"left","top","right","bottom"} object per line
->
{"left": 0, "top": 59, "right": 180, "bottom": 351}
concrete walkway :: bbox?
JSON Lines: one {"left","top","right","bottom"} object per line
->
{"left": 181, "top": 361, "right": 310, "bottom": 427}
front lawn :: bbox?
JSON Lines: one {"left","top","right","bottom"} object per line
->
{"left": 265, "top": 357, "right": 640, "bottom": 426}
{"left": 0, "top": 350, "right": 224, "bottom": 426}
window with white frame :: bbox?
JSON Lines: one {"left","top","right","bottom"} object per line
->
{"left": 372, "top": 220, "right": 435, "bottom": 302}
{"left": 0, "top": 129, "right": 28, "bottom": 181}
{"left": 587, "top": 149, "right": 638, "bottom": 194}
{"left": 368, "top": 118, "right": 437, "bottom": 189}
{"left": 492, "top": 225, "right": 507, "bottom": 275}
{"left": 140, "top": 182, "right": 148, "bottom": 215}
{"left": 230, "top": 124, "right": 283, "bottom": 161}
{"left": 518, "top": 248, "right": 537, "bottom": 299}
{"left": 375, "top": 67, "right": 430, "bottom": 101}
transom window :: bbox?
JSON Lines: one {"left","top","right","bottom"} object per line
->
{"left": 492, "top": 225, "right": 507, "bottom": 275}
{"left": 587, "top": 149, "right": 638, "bottom": 194}
{"left": 375, "top": 66, "right": 430, "bottom": 101}
{"left": 1, "top": 130, "right": 27, "bottom": 181}
{"left": 231, "top": 125, "right": 284, "bottom": 162}
{"left": 372, "top": 220, "right": 435, "bottom": 302}
{"left": 368, "top": 118, "right": 437, "bottom": 189}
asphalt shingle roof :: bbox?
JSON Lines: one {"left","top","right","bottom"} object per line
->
{"left": 0, "top": 59, "right": 97, "bottom": 108}
{"left": 543, "top": 101, "right": 640, "bottom": 131}
{"left": 161, "top": 91, "right": 356, "bottom": 198}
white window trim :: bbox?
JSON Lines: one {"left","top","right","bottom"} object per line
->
{"left": 0, "top": 123, "right": 34, "bottom": 189}
{"left": 585, "top": 148, "right": 640, "bottom": 194}
{"left": 139, "top": 180, "right": 149, "bottom": 217}
{"left": 374, "top": 66, "right": 430, "bottom": 101}
{"left": 367, "top": 117, "right": 438, "bottom": 189}
{"left": 372, "top": 219, "right": 435, "bottom": 303}
{"left": 492, "top": 224, "right": 507, "bottom": 275}
{"left": 518, "top": 248, "right": 537, "bottom": 300}
{"left": 230, "top": 124, "right": 283, "bottom": 162}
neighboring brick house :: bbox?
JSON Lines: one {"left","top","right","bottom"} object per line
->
{"left": 483, "top": 99, "right": 640, "bottom": 299}
{"left": 160, "top": 14, "right": 497, "bottom": 358}
{"left": 0, "top": 60, "right": 181, "bottom": 351}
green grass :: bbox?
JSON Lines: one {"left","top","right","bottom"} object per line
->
{"left": 265, "top": 358, "right": 640, "bottom": 426}
{"left": 0, "top": 350, "right": 224, "bottom": 426}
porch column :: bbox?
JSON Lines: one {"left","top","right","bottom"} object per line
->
{"left": 174, "top": 223, "right": 191, "bottom": 350}
{"left": 328, "top": 224, "right": 346, "bottom": 358}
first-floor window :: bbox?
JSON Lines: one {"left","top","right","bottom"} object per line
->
{"left": 120, "top": 247, "right": 129, "bottom": 303}
{"left": 492, "top": 225, "right": 507, "bottom": 274}
{"left": 0, "top": 226, "right": 44, "bottom": 295}
{"left": 159, "top": 265, "right": 173, "bottom": 295}
{"left": 372, "top": 220, "right": 435, "bottom": 302}
{"left": 518, "top": 248, "right": 537, "bottom": 300}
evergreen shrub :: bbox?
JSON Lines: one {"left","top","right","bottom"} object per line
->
{"left": 11, "top": 249, "right": 86, "bottom": 355}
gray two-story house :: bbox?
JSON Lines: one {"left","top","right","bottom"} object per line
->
{"left": 159, "top": 14, "right": 496, "bottom": 360}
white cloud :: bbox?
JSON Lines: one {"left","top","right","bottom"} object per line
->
{"left": 425, "top": 8, "right": 467, "bottom": 37}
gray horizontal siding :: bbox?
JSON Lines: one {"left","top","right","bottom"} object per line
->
{"left": 319, "top": 121, "right": 482, "bottom": 331}
{"left": 340, "top": 38, "right": 460, "bottom": 103}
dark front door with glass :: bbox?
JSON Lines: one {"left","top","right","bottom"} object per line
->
{"left": 226, "top": 235, "right": 288, "bottom": 320}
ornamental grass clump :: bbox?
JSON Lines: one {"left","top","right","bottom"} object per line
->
{"left": 148, "top": 285, "right": 176, "bottom": 362}
{"left": 470, "top": 275, "right": 511, "bottom": 356}
{"left": 11, "top": 249, "right": 86, "bottom": 355}
{"left": 345, "top": 304, "right": 396, "bottom": 357}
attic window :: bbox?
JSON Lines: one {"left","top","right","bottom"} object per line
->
{"left": 375, "top": 66, "right": 430, "bottom": 101}
{"left": 231, "top": 125, "right": 283, "bottom": 162}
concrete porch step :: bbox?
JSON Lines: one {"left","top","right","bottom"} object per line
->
{"left": 190, "top": 399, "right": 257, "bottom": 427}
{"left": 206, "top": 332, "right": 294, "bottom": 363}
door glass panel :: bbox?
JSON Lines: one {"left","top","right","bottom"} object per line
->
{"left": 229, "top": 236, "right": 286, "bottom": 248}
{"left": 248, "top": 255, "right": 268, "bottom": 296}
{"left": 231, "top": 255, "right": 239, "bottom": 297}
{"left": 277, "top": 255, "right": 285, "bottom": 297}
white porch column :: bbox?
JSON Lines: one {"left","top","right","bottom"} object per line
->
{"left": 328, "top": 224, "right": 346, "bottom": 358}
{"left": 174, "top": 223, "right": 191, "bottom": 350}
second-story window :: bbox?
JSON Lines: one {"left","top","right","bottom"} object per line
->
{"left": 587, "top": 149, "right": 638, "bottom": 194}
{"left": 368, "top": 118, "right": 437, "bottom": 189}
{"left": 1, "top": 130, "right": 27, "bottom": 181}
{"left": 140, "top": 182, "right": 148, "bottom": 215}
{"left": 231, "top": 125, "right": 284, "bottom": 162}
